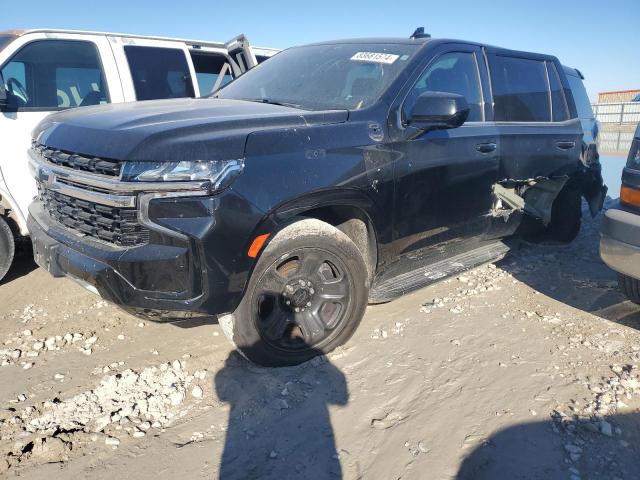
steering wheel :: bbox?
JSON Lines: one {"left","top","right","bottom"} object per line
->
{"left": 6, "top": 77, "right": 28, "bottom": 106}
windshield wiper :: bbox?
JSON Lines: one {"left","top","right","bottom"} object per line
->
{"left": 243, "top": 98, "right": 303, "bottom": 109}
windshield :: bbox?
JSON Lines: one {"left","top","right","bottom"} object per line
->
{"left": 214, "top": 43, "right": 419, "bottom": 111}
{"left": 0, "top": 35, "right": 15, "bottom": 52}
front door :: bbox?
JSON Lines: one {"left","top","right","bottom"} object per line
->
{"left": 0, "top": 33, "right": 122, "bottom": 233}
{"left": 391, "top": 46, "right": 499, "bottom": 259}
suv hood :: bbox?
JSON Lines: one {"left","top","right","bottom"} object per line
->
{"left": 34, "top": 98, "right": 348, "bottom": 162}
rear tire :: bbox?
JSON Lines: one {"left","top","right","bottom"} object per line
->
{"left": 618, "top": 274, "right": 640, "bottom": 305}
{"left": 546, "top": 187, "right": 582, "bottom": 243}
{"left": 0, "top": 215, "right": 15, "bottom": 283}
{"left": 222, "top": 218, "right": 369, "bottom": 367}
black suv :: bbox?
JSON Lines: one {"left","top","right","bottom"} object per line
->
{"left": 28, "top": 34, "right": 606, "bottom": 366}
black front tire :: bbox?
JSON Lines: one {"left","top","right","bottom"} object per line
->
{"left": 618, "top": 274, "right": 640, "bottom": 305}
{"left": 221, "top": 218, "right": 369, "bottom": 367}
{"left": 0, "top": 215, "right": 15, "bottom": 283}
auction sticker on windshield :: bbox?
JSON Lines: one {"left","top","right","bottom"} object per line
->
{"left": 351, "top": 52, "right": 399, "bottom": 64}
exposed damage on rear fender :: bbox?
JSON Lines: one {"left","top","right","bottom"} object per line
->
{"left": 492, "top": 163, "right": 607, "bottom": 226}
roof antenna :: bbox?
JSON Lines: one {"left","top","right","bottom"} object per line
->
{"left": 410, "top": 27, "right": 431, "bottom": 39}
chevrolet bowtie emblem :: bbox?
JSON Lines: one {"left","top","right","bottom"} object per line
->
{"left": 38, "top": 166, "right": 54, "bottom": 186}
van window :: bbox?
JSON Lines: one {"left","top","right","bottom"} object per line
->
{"left": 124, "top": 46, "right": 194, "bottom": 101}
{"left": 404, "top": 52, "right": 483, "bottom": 122}
{"left": 0, "top": 40, "right": 109, "bottom": 111}
{"left": 190, "top": 52, "right": 233, "bottom": 96}
{"left": 566, "top": 74, "right": 594, "bottom": 120}
{"left": 547, "top": 62, "right": 569, "bottom": 122}
{"left": 489, "top": 55, "right": 550, "bottom": 122}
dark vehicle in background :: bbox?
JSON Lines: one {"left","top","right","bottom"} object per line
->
{"left": 27, "top": 32, "right": 606, "bottom": 366}
{"left": 601, "top": 124, "right": 640, "bottom": 303}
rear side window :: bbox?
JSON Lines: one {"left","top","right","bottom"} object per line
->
{"left": 190, "top": 52, "right": 234, "bottom": 96}
{"left": 124, "top": 46, "right": 194, "bottom": 101}
{"left": 547, "top": 62, "right": 569, "bottom": 122}
{"left": 566, "top": 74, "right": 594, "bottom": 120}
{"left": 489, "top": 55, "right": 550, "bottom": 122}
{"left": 404, "top": 51, "right": 483, "bottom": 122}
{"left": 0, "top": 40, "right": 109, "bottom": 111}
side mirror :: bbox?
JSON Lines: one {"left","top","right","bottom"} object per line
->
{"left": 406, "top": 91, "right": 470, "bottom": 134}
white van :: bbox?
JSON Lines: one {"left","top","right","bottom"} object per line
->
{"left": 0, "top": 29, "right": 278, "bottom": 281}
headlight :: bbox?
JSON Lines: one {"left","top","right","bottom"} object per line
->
{"left": 121, "top": 159, "right": 244, "bottom": 189}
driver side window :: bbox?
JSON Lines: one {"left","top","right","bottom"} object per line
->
{"left": 1, "top": 40, "right": 110, "bottom": 111}
{"left": 404, "top": 52, "right": 483, "bottom": 122}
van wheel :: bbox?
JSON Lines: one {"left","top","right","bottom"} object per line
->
{"left": 0, "top": 215, "right": 15, "bottom": 283}
{"left": 546, "top": 187, "right": 582, "bottom": 243}
{"left": 221, "top": 218, "right": 369, "bottom": 367}
{"left": 618, "top": 274, "right": 640, "bottom": 304}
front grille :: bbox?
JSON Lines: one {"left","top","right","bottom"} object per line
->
{"left": 38, "top": 184, "right": 149, "bottom": 247}
{"left": 33, "top": 142, "right": 124, "bottom": 177}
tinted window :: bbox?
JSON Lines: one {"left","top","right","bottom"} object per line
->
{"left": 0, "top": 40, "right": 109, "bottom": 111}
{"left": 566, "top": 74, "right": 594, "bottom": 119}
{"left": 489, "top": 55, "right": 550, "bottom": 122}
{"left": 404, "top": 52, "right": 483, "bottom": 122}
{"left": 191, "top": 52, "right": 233, "bottom": 96}
{"left": 215, "top": 43, "right": 418, "bottom": 111}
{"left": 547, "top": 62, "right": 569, "bottom": 122}
{"left": 124, "top": 46, "right": 194, "bottom": 101}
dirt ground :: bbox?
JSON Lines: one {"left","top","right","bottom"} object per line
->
{"left": 1, "top": 204, "right": 640, "bottom": 480}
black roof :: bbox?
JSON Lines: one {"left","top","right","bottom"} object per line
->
{"left": 299, "top": 37, "right": 560, "bottom": 63}
{"left": 306, "top": 37, "right": 431, "bottom": 46}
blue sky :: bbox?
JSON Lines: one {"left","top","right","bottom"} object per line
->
{"left": 1, "top": 0, "right": 637, "bottom": 100}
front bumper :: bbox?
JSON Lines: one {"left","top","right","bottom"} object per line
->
{"left": 28, "top": 191, "right": 266, "bottom": 318}
{"left": 600, "top": 204, "right": 640, "bottom": 280}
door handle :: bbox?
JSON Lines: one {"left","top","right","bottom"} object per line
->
{"left": 476, "top": 142, "right": 497, "bottom": 154}
{"left": 556, "top": 141, "right": 576, "bottom": 150}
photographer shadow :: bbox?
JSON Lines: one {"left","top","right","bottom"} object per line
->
{"left": 214, "top": 344, "right": 348, "bottom": 480}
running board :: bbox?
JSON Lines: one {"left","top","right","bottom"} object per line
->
{"left": 369, "top": 241, "right": 512, "bottom": 303}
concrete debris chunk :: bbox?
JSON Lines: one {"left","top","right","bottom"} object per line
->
{"left": 23, "top": 360, "right": 193, "bottom": 441}
{"left": 191, "top": 386, "right": 203, "bottom": 399}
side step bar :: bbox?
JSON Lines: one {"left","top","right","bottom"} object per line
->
{"left": 369, "top": 241, "right": 512, "bottom": 303}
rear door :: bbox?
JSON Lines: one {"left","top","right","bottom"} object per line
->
{"left": 0, "top": 32, "right": 122, "bottom": 234}
{"left": 108, "top": 36, "right": 200, "bottom": 100}
{"left": 486, "top": 52, "right": 582, "bottom": 182}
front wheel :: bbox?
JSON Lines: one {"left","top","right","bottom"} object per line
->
{"left": 221, "top": 218, "right": 369, "bottom": 367}
{"left": 0, "top": 215, "right": 15, "bottom": 283}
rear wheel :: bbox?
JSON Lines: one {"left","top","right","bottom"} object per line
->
{"left": 0, "top": 215, "right": 15, "bottom": 283}
{"left": 618, "top": 274, "right": 640, "bottom": 304}
{"left": 221, "top": 218, "right": 369, "bottom": 367}
{"left": 546, "top": 187, "right": 582, "bottom": 243}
